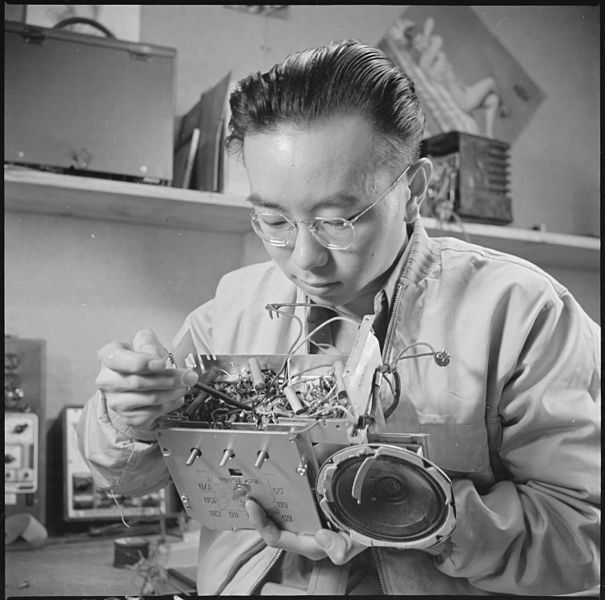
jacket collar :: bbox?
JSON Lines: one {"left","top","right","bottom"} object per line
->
{"left": 398, "top": 218, "right": 438, "bottom": 286}
{"left": 375, "top": 218, "right": 437, "bottom": 317}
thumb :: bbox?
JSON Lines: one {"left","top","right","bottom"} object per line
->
{"left": 132, "top": 329, "right": 168, "bottom": 358}
{"left": 315, "top": 529, "right": 354, "bottom": 565}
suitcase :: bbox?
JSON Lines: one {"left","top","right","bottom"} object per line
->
{"left": 4, "top": 20, "right": 176, "bottom": 185}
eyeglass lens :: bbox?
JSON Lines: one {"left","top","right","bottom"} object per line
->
{"left": 252, "top": 213, "right": 355, "bottom": 249}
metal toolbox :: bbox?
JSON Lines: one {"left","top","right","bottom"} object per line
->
{"left": 4, "top": 20, "right": 176, "bottom": 184}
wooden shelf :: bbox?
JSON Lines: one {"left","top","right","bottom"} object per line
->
{"left": 4, "top": 166, "right": 252, "bottom": 233}
{"left": 5, "top": 166, "right": 600, "bottom": 270}
{"left": 422, "top": 218, "right": 599, "bottom": 271}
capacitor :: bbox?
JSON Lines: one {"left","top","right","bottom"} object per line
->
{"left": 248, "top": 357, "right": 266, "bottom": 390}
{"left": 333, "top": 361, "right": 347, "bottom": 399}
{"left": 284, "top": 385, "right": 304, "bottom": 414}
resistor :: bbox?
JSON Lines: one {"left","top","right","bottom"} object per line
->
{"left": 248, "top": 357, "right": 266, "bottom": 390}
{"left": 284, "top": 385, "right": 305, "bottom": 414}
{"left": 333, "top": 361, "right": 347, "bottom": 400}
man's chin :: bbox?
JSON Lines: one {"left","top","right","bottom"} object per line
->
{"left": 304, "top": 286, "right": 344, "bottom": 306}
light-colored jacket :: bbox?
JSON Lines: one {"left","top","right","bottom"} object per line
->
{"left": 78, "top": 220, "right": 600, "bottom": 595}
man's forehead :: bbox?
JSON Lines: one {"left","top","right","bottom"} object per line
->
{"left": 242, "top": 114, "right": 378, "bottom": 156}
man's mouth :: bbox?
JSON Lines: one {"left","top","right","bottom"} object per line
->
{"left": 297, "top": 279, "right": 339, "bottom": 291}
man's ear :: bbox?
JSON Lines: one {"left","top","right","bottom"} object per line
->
{"left": 404, "top": 158, "right": 433, "bottom": 221}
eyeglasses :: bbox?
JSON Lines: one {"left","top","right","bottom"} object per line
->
{"left": 250, "top": 164, "right": 411, "bottom": 250}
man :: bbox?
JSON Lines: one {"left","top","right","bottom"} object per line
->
{"left": 78, "top": 40, "right": 600, "bottom": 595}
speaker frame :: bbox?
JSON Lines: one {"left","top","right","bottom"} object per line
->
{"left": 316, "top": 443, "right": 456, "bottom": 549}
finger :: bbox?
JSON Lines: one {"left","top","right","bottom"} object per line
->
{"left": 245, "top": 498, "right": 283, "bottom": 546}
{"left": 105, "top": 388, "right": 188, "bottom": 413}
{"left": 315, "top": 529, "right": 361, "bottom": 565}
{"left": 105, "top": 392, "right": 186, "bottom": 429}
{"left": 133, "top": 329, "right": 169, "bottom": 359}
{"left": 96, "top": 367, "right": 197, "bottom": 393}
{"left": 98, "top": 341, "right": 167, "bottom": 373}
{"left": 245, "top": 499, "right": 326, "bottom": 560}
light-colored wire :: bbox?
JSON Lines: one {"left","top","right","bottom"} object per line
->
{"left": 289, "top": 316, "right": 360, "bottom": 355}
{"left": 394, "top": 341, "right": 437, "bottom": 364}
{"left": 289, "top": 363, "right": 337, "bottom": 382}
{"left": 308, "top": 340, "right": 334, "bottom": 353}
{"left": 265, "top": 303, "right": 305, "bottom": 353}
{"left": 108, "top": 489, "right": 131, "bottom": 528}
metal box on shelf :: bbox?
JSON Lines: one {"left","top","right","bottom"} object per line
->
{"left": 420, "top": 131, "right": 512, "bottom": 225}
{"left": 4, "top": 20, "right": 176, "bottom": 185}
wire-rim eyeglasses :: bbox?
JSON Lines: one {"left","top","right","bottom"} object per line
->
{"left": 250, "top": 163, "right": 412, "bottom": 251}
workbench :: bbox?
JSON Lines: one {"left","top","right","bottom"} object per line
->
{"left": 5, "top": 530, "right": 198, "bottom": 597}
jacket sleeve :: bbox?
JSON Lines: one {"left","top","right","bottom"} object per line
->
{"left": 433, "top": 289, "right": 601, "bottom": 595}
{"left": 77, "top": 298, "right": 217, "bottom": 497}
{"left": 76, "top": 390, "right": 172, "bottom": 496}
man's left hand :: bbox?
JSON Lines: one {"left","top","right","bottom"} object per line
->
{"left": 245, "top": 498, "right": 366, "bottom": 564}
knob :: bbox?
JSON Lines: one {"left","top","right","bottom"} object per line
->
{"left": 254, "top": 450, "right": 269, "bottom": 469}
{"left": 185, "top": 448, "right": 202, "bottom": 466}
{"left": 219, "top": 449, "right": 235, "bottom": 467}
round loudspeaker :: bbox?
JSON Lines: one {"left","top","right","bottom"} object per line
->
{"left": 315, "top": 444, "right": 455, "bottom": 549}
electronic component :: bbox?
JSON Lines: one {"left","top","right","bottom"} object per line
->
{"left": 4, "top": 337, "right": 46, "bottom": 524}
{"left": 158, "top": 313, "right": 455, "bottom": 550}
{"left": 420, "top": 131, "right": 512, "bottom": 224}
{"left": 5, "top": 412, "right": 39, "bottom": 494}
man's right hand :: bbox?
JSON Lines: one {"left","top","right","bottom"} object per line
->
{"left": 95, "top": 329, "right": 199, "bottom": 430}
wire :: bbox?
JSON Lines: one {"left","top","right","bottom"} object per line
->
{"left": 266, "top": 302, "right": 362, "bottom": 323}
{"left": 289, "top": 316, "right": 360, "bottom": 355}
{"left": 288, "top": 363, "right": 338, "bottom": 381}
{"left": 381, "top": 368, "right": 401, "bottom": 419}
{"left": 393, "top": 342, "right": 437, "bottom": 364}
{"left": 308, "top": 340, "right": 338, "bottom": 353}
{"left": 264, "top": 303, "right": 305, "bottom": 353}
{"left": 289, "top": 419, "right": 322, "bottom": 436}
{"left": 109, "top": 488, "right": 131, "bottom": 528}
{"left": 193, "top": 381, "right": 250, "bottom": 410}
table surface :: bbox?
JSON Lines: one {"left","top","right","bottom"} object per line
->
{"left": 5, "top": 533, "right": 198, "bottom": 597}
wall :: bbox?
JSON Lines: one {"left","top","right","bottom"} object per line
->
{"left": 4, "top": 5, "right": 600, "bottom": 431}
{"left": 141, "top": 4, "right": 600, "bottom": 237}
{"left": 4, "top": 213, "right": 244, "bottom": 422}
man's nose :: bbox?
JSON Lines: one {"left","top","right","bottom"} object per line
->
{"left": 289, "top": 224, "right": 329, "bottom": 270}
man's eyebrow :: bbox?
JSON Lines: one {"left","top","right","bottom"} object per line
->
{"left": 245, "top": 192, "right": 363, "bottom": 212}
{"left": 245, "top": 193, "right": 282, "bottom": 210}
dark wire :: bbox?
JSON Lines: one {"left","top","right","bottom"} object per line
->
{"left": 381, "top": 368, "right": 401, "bottom": 419}
{"left": 193, "top": 381, "right": 250, "bottom": 410}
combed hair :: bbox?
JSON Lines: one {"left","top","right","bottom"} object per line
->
{"left": 225, "top": 39, "right": 426, "bottom": 170}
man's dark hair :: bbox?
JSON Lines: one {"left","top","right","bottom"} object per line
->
{"left": 225, "top": 39, "right": 426, "bottom": 171}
